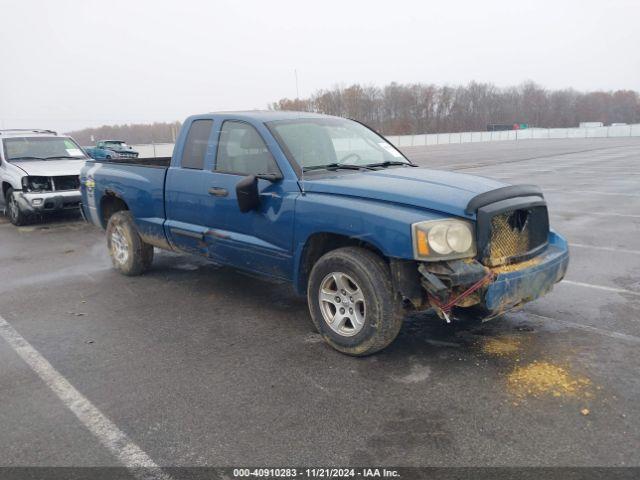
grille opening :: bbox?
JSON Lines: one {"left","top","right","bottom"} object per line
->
{"left": 485, "top": 206, "right": 548, "bottom": 266}
{"left": 53, "top": 175, "right": 80, "bottom": 191}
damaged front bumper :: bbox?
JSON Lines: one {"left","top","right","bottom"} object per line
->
{"left": 419, "top": 231, "right": 569, "bottom": 320}
{"left": 13, "top": 190, "right": 82, "bottom": 214}
{"left": 482, "top": 230, "right": 568, "bottom": 316}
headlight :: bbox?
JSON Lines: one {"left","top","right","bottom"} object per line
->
{"left": 22, "top": 176, "right": 52, "bottom": 192}
{"left": 412, "top": 219, "right": 476, "bottom": 261}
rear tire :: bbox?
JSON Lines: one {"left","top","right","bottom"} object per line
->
{"left": 106, "top": 211, "right": 154, "bottom": 276}
{"left": 5, "top": 188, "right": 28, "bottom": 226}
{"left": 307, "top": 247, "right": 403, "bottom": 356}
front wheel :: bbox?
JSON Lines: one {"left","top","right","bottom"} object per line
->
{"left": 5, "top": 188, "right": 28, "bottom": 226}
{"left": 307, "top": 247, "right": 403, "bottom": 356}
{"left": 106, "top": 211, "right": 154, "bottom": 276}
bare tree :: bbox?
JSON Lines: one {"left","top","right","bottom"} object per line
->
{"left": 271, "top": 82, "right": 640, "bottom": 134}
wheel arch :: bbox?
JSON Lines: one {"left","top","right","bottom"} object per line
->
{"left": 99, "top": 191, "right": 129, "bottom": 229}
{"left": 294, "top": 231, "right": 388, "bottom": 295}
{"left": 2, "top": 181, "right": 15, "bottom": 199}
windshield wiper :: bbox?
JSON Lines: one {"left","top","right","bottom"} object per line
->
{"left": 8, "top": 156, "right": 46, "bottom": 161}
{"left": 44, "top": 155, "right": 84, "bottom": 160}
{"left": 303, "top": 163, "right": 370, "bottom": 172}
{"left": 364, "top": 161, "right": 417, "bottom": 168}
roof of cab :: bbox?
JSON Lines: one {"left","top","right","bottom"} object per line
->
{"left": 187, "top": 110, "right": 342, "bottom": 123}
{"left": 0, "top": 129, "right": 58, "bottom": 138}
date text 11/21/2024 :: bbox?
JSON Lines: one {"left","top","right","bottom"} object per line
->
{"left": 232, "top": 468, "right": 401, "bottom": 478}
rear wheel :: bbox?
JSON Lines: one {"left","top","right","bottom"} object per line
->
{"left": 5, "top": 188, "right": 28, "bottom": 226}
{"left": 307, "top": 247, "right": 403, "bottom": 356}
{"left": 106, "top": 211, "right": 154, "bottom": 276}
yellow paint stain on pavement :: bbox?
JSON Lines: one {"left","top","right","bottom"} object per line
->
{"left": 481, "top": 336, "right": 522, "bottom": 357}
{"left": 507, "top": 361, "right": 592, "bottom": 400}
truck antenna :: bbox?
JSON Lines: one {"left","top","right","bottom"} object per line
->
{"left": 295, "top": 68, "right": 306, "bottom": 195}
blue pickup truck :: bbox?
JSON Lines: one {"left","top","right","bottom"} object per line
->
{"left": 80, "top": 111, "right": 569, "bottom": 355}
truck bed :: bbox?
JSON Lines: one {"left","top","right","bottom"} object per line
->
{"left": 83, "top": 159, "right": 169, "bottom": 247}
{"left": 93, "top": 156, "right": 172, "bottom": 168}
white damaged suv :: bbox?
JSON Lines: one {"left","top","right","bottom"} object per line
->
{"left": 0, "top": 129, "right": 87, "bottom": 225}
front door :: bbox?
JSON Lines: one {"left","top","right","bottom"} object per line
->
{"left": 203, "top": 120, "right": 296, "bottom": 280}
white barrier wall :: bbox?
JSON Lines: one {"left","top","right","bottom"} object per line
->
{"left": 130, "top": 143, "right": 174, "bottom": 158}
{"left": 132, "top": 125, "right": 640, "bottom": 158}
{"left": 385, "top": 124, "right": 640, "bottom": 147}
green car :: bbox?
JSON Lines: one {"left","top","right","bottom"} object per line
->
{"left": 95, "top": 140, "right": 139, "bottom": 159}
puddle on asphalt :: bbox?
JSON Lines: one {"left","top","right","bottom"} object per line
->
{"left": 172, "top": 263, "right": 201, "bottom": 271}
{"left": 391, "top": 363, "right": 432, "bottom": 384}
{"left": 303, "top": 332, "right": 324, "bottom": 344}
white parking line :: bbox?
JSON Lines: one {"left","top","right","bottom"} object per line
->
{"left": 554, "top": 211, "right": 640, "bottom": 219}
{"left": 546, "top": 189, "right": 640, "bottom": 197}
{"left": 560, "top": 280, "right": 640, "bottom": 297}
{"left": 0, "top": 314, "right": 173, "bottom": 480}
{"left": 526, "top": 312, "right": 640, "bottom": 344}
{"left": 569, "top": 243, "right": 640, "bottom": 255}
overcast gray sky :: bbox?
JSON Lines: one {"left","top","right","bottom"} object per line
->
{"left": 1, "top": 0, "right": 638, "bottom": 132}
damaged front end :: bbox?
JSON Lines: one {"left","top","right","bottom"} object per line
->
{"left": 417, "top": 232, "right": 568, "bottom": 322}
{"left": 15, "top": 175, "right": 82, "bottom": 214}
{"left": 419, "top": 259, "right": 493, "bottom": 322}
{"left": 399, "top": 184, "right": 570, "bottom": 323}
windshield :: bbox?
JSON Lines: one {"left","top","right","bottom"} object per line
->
{"left": 3, "top": 137, "right": 86, "bottom": 161}
{"left": 104, "top": 141, "right": 129, "bottom": 149}
{"left": 267, "top": 118, "right": 410, "bottom": 171}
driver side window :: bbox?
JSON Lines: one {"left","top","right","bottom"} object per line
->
{"left": 215, "top": 121, "right": 279, "bottom": 176}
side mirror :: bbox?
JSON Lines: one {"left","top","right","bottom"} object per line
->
{"left": 256, "top": 173, "right": 282, "bottom": 182}
{"left": 236, "top": 175, "right": 260, "bottom": 213}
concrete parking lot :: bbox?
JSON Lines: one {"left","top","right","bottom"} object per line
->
{"left": 0, "top": 138, "right": 639, "bottom": 469}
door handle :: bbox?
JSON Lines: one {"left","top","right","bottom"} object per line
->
{"left": 208, "top": 187, "right": 228, "bottom": 197}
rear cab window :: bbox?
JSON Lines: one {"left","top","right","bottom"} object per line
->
{"left": 181, "top": 119, "right": 213, "bottom": 169}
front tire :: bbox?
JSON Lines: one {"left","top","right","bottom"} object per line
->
{"left": 5, "top": 188, "right": 28, "bottom": 226}
{"left": 106, "top": 211, "right": 154, "bottom": 276}
{"left": 307, "top": 247, "right": 403, "bottom": 356}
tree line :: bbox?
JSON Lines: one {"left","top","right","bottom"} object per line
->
{"left": 67, "top": 121, "right": 182, "bottom": 146}
{"left": 270, "top": 81, "right": 640, "bottom": 135}
{"left": 66, "top": 81, "right": 640, "bottom": 142}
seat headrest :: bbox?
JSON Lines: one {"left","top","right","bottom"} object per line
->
{"left": 239, "top": 129, "right": 264, "bottom": 150}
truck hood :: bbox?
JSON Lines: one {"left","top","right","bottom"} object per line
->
{"left": 301, "top": 167, "right": 507, "bottom": 218}
{"left": 12, "top": 159, "right": 86, "bottom": 177}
